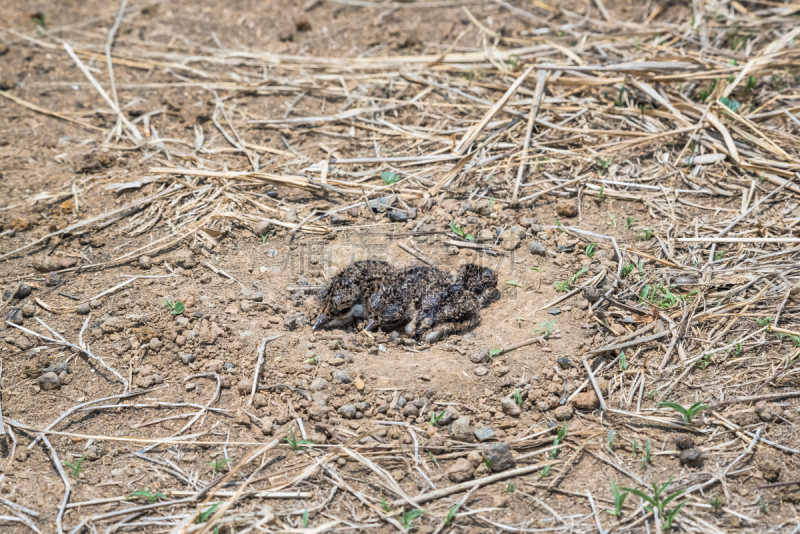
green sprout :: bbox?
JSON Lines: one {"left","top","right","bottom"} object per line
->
{"left": 656, "top": 401, "right": 708, "bottom": 424}
{"left": 607, "top": 480, "right": 628, "bottom": 518}
{"left": 430, "top": 410, "right": 446, "bottom": 426}
{"left": 626, "top": 216, "right": 635, "bottom": 229}
{"left": 759, "top": 496, "right": 769, "bottom": 514}
{"left": 260, "top": 231, "right": 271, "bottom": 242}
{"left": 639, "top": 229, "right": 655, "bottom": 240}
{"left": 61, "top": 455, "right": 86, "bottom": 479}
{"left": 535, "top": 320, "right": 555, "bottom": 337}
{"left": 381, "top": 171, "right": 399, "bottom": 185}
{"left": 553, "top": 280, "right": 570, "bottom": 292}
{"left": 302, "top": 509, "right": 309, "bottom": 528}
{"left": 381, "top": 500, "right": 392, "bottom": 512}
{"left": 756, "top": 317, "right": 773, "bottom": 328}
{"left": 129, "top": 490, "right": 167, "bottom": 503}
{"left": 513, "top": 389, "right": 523, "bottom": 407}
{"left": 607, "top": 428, "right": 615, "bottom": 451}
{"left": 695, "top": 353, "right": 714, "bottom": 369}
{"left": 621, "top": 263, "right": 635, "bottom": 279}
{"left": 165, "top": 299, "right": 185, "bottom": 315}
{"left": 539, "top": 422, "right": 567, "bottom": 478}
{"left": 196, "top": 503, "right": 221, "bottom": 526}
{"left": 710, "top": 495, "right": 723, "bottom": 514}
{"left": 585, "top": 242, "right": 597, "bottom": 258}
{"left": 641, "top": 438, "right": 651, "bottom": 469}
{"left": 506, "top": 481, "right": 517, "bottom": 492}
{"left": 284, "top": 429, "right": 313, "bottom": 451}
{"left": 449, "top": 220, "right": 474, "bottom": 241}
{"left": 623, "top": 478, "right": 687, "bottom": 531}
{"left": 619, "top": 350, "right": 628, "bottom": 371}
{"left": 444, "top": 504, "right": 460, "bottom": 527}
{"left": 205, "top": 458, "right": 231, "bottom": 473}
{"left": 599, "top": 159, "right": 613, "bottom": 176}
{"left": 746, "top": 75, "right": 757, "bottom": 92}
{"left": 399, "top": 508, "right": 426, "bottom": 532}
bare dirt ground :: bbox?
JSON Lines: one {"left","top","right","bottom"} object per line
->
{"left": 1, "top": 0, "right": 800, "bottom": 532}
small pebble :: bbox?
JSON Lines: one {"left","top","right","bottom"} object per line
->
{"left": 679, "top": 448, "right": 704, "bottom": 468}
{"left": 38, "top": 372, "right": 60, "bottom": 391}
{"left": 548, "top": 308, "right": 561, "bottom": 315}
{"left": 138, "top": 256, "right": 152, "bottom": 270}
{"left": 474, "top": 366, "right": 489, "bottom": 376}
{"left": 181, "top": 353, "right": 195, "bottom": 364}
{"left": 14, "top": 283, "right": 32, "bottom": 299}
{"left": 76, "top": 303, "right": 91, "bottom": 315}
{"left": 45, "top": 272, "right": 62, "bottom": 286}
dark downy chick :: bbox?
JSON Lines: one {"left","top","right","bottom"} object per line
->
{"left": 454, "top": 263, "right": 499, "bottom": 306}
{"left": 412, "top": 285, "right": 481, "bottom": 343}
{"left": 366, "top": 265, "right": 450, "bottom": 332}
{"left": 313, "top": 260, "right": 395, "bottom": 331}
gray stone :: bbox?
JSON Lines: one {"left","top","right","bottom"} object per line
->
{"left": 556, "top": 358, "right": 572, "bottom": 369}
{"left": 548, "top": 308, "right": 561, "bottom": 315}
{"left": 149, "top": 337, "right": 163, "bottom": 351}
{"left": 101, "top": 318, "right": 124, "bottom": 334}
{"left": 22, "top": 302, "right": 37, "bottom": 317}
{"left": 484, "top": 442, "right": 516, "bottom": 472}
{"left": 403, "top": 404, "right": 420, "bottom": 417}
{"left": 14, "top": 283, "right": 32, "bottom": 299}
{"left": 474, "top": 425, "right": 496, "bottom": 441}
{"left": 450, "top": 416, "right": 476, "bottom": 443}
{"left": 5, "top": 308, "right": 22, "bottom": 325}
{"left": 471, "top": 348, "right": 490, "bottom": 364}
{"left": 86, "top": 444, "right": 103, "bottom": 461}
{"left": 284, "top": 317, "right": 298, "bottom": 331}
{"left": 338, "top": 404, "right": 357, "bottom": 419}
{"left": 38, "top": 372, "right": 60, "bottom": 391}
{"left": 138, "top": 256, "right": 152, "bottom": 270}
{"left": 331, "top": 370, "right": 351, "bottom": 384}
{"left": 530, "top": 242, "right": 546, "bottom": 256}
{"left": 448, "top": 458, "right": 475, "bottom": 483}
{"left": 310, "top": 377, "right": 328, "bottom": 391}
{"left": 474, "top": 366, "right": 489, "bottom": 376}
{"left": 387, "top": 211, "right": 408, "bottom": 223}
{"left": 501, "top": 397, "right": 521, "bottom": 416}
{"left": 679, "top": 448, "right": 703, "bottom": 468}
{"left": 181, "top": 353, "right": 195, "bottom": 364}
{"left": 251, "top": 220, "right": 271, "bottom": 237}
{"left": 241, "top": 287, "right": 263, "bottom": 302}
{"left": 76, "top": 303, "right": 91, "bottom": 315}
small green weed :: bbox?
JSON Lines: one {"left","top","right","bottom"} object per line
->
{"left": 449, "top": 220, "right": 474, "bottom": 241}
{"left": 585, "top": 242, "right": 597, "bottom": 258}
{"left": 284, "top": 429, "right": 313, "bottom": 451}
{"left": 539, "top": 422, "right": 567, "bottom": 478}
{"left": 623, "top": 478, "right": 687, "bottom": 531}
{"left": 619, "top": 350, "right": 628, "bottom": 371}
{"left": 607, "top": 428, "right": 615, "bottom": 451}
{"left": 506, "top": 481, "right": 517, "bottom": 492}
{"left": 641, "top": 438, "right": 651, "bottom": 469}
{"left": 129, "top": 490, "right": 166, "bottom": 503}
{"left": 607, "top": 480, "right": 628, "bottom": 518}
{"left": 381, "top": 500, "right": 392, "bottom": 512}
{"left": 513, "top": 389, "right": 523, "bottom": 407}
{"left": 165, "top": 299, "right": 185, "bottom": 315}
{"left": 381, "top": 171, "right": 399, "bottom": 185}
{"left": 430, "top": 410, "right": 446, "bottom": 426}
{"left": 205, "top": 458, "right": 231, "bottom": 473}
{"left": 535, "top": 320, "right": 556, "bottom": 337}
{"left": 639, "top": 229, "right": 655, "bottom": 240}
{"left": 444, "top": 504, "right": 460, "bottom": 527}
{"left": 599, "top": 159, "right": 613, "bottom": 176}
{"left": 61, "top": 455, "right": 86, "bottom": 479}
{"left": 759, "top": 496, "right": 769, "bottom": 514}
{"left": 657, "top": 401, "right": 708, "bottom": 424}
{"left": 626, "top": 216, "right": 635, "bottom": 229}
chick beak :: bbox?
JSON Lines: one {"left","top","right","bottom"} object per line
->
{"left": 365, "top": 319, "right": 379, "bottom": 332}
{"left": 312, "top": 313, "right": 327, "bottom": 331}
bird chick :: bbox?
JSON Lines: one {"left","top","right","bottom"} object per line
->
{"left": 313, "top": 260, "right": 395, "bottom": 331}
{"left": 366, "top": 265, "right": 450, "bottom": 332}
{"left": 412, "top": 285, "right": 481, "bottom": 343}
{"left": 454, "top": 263, "right": 499, "bottom": 306}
